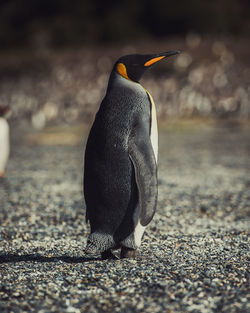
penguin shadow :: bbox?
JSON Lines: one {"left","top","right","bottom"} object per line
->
{"left": 0, "top": 253, "right": 107, "bottom": 264}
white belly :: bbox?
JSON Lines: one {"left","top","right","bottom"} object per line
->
{"left": 148, "top": 92, "right": 158, "bottom": 163}
{"left": 0, "top": 118, "right": 10, "bottom": 174}
{"left": 133, "top": 90, "right": 158, "bottom": 248}
{"left": 134, "top": 221, "right": 146, "bottom": 247}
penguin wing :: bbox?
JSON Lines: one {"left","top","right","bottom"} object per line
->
{"left": 128, "top": 123, "right": 158, "bottom": 227}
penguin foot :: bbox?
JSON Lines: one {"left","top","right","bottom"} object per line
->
{"left": 101, "top": 250, "right": 118, "bottom": 260}
{"left": 85, "top": 243, "right": 99, "bottom": 256}
{"left": 120, "top": 247, "right": 137, "bottom": 259}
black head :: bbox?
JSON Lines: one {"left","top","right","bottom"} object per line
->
{"left": 115, "top": 51, "right": 180, "bottom": 82}
{"left": 0, "top": 106, "right": 10, "bottom": 118}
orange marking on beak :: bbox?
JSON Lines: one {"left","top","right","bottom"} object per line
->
{"left": 144, "top": 56, "right": 165, "bottom": 67}
{"left": 117, "top": 63, "right": 130, "bottom": 80}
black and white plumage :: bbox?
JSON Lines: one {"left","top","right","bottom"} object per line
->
{"left": 84, "top": 51, "right": 179, "bottom": 258}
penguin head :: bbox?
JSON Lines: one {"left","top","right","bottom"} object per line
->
{"left": 115, "top": 50, "right": 180, "bottom": 82}
{"left": 0, "top": 106, "right": 11, "bottom": 119}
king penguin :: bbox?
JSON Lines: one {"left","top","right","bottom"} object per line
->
{"left": 84, "top": 51, "right": 179, "bottom": 259}
{"left": 0, "top": 106, "right": 10, "bottom": 178}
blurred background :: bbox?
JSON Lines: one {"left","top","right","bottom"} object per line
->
{"left": 0, "top": 0, "right": 250, "bottom": 130}
{"left": 1, "top": 3, "right": 250, "bottom": 310}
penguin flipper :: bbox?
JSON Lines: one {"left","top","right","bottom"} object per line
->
{"left": 128, "top": 127, "right": 158, "bottom": 227}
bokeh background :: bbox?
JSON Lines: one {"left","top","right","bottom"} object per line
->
{"left": 1, "top": 3, "right": 250, "bottom": 312}
{"left": 1, "top": 0, "right": 250, "bottom": 130}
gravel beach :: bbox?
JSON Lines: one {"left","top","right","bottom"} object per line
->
{"left": 0, "top": 123, "right": 249, "bottom": 313}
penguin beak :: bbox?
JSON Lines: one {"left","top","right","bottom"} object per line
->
{"left": 144, "top": 50, "right": 180, "bottom": 67}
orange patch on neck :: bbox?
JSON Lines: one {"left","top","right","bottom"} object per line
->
{"left": 117, "top": 63, "right": 130, "bottom": 80}
{"left": 144, "top": 56, "right": 165, "bottom": 67}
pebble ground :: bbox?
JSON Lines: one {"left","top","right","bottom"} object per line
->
{"left": 0, "top": 124, "right": 249, "bottom": 313}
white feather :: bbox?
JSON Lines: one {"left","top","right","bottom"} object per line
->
{"left": 0, "top": 118, "right": 10, "bottom": 175}
{"left": 147, "top": 92, "right": 158, "bottom": 163}
{"left": 133, "top": 89, "right": 158, "bottom": 248}
{"left": 134, "top": 221, "right": 146, "bottom": 247}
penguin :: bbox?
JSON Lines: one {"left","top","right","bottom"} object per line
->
{"left": 84, "top": 51, "right": 179, "bottom": 259}
{"left": 0, "top": 106, "right": 10, "bottom": 177}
